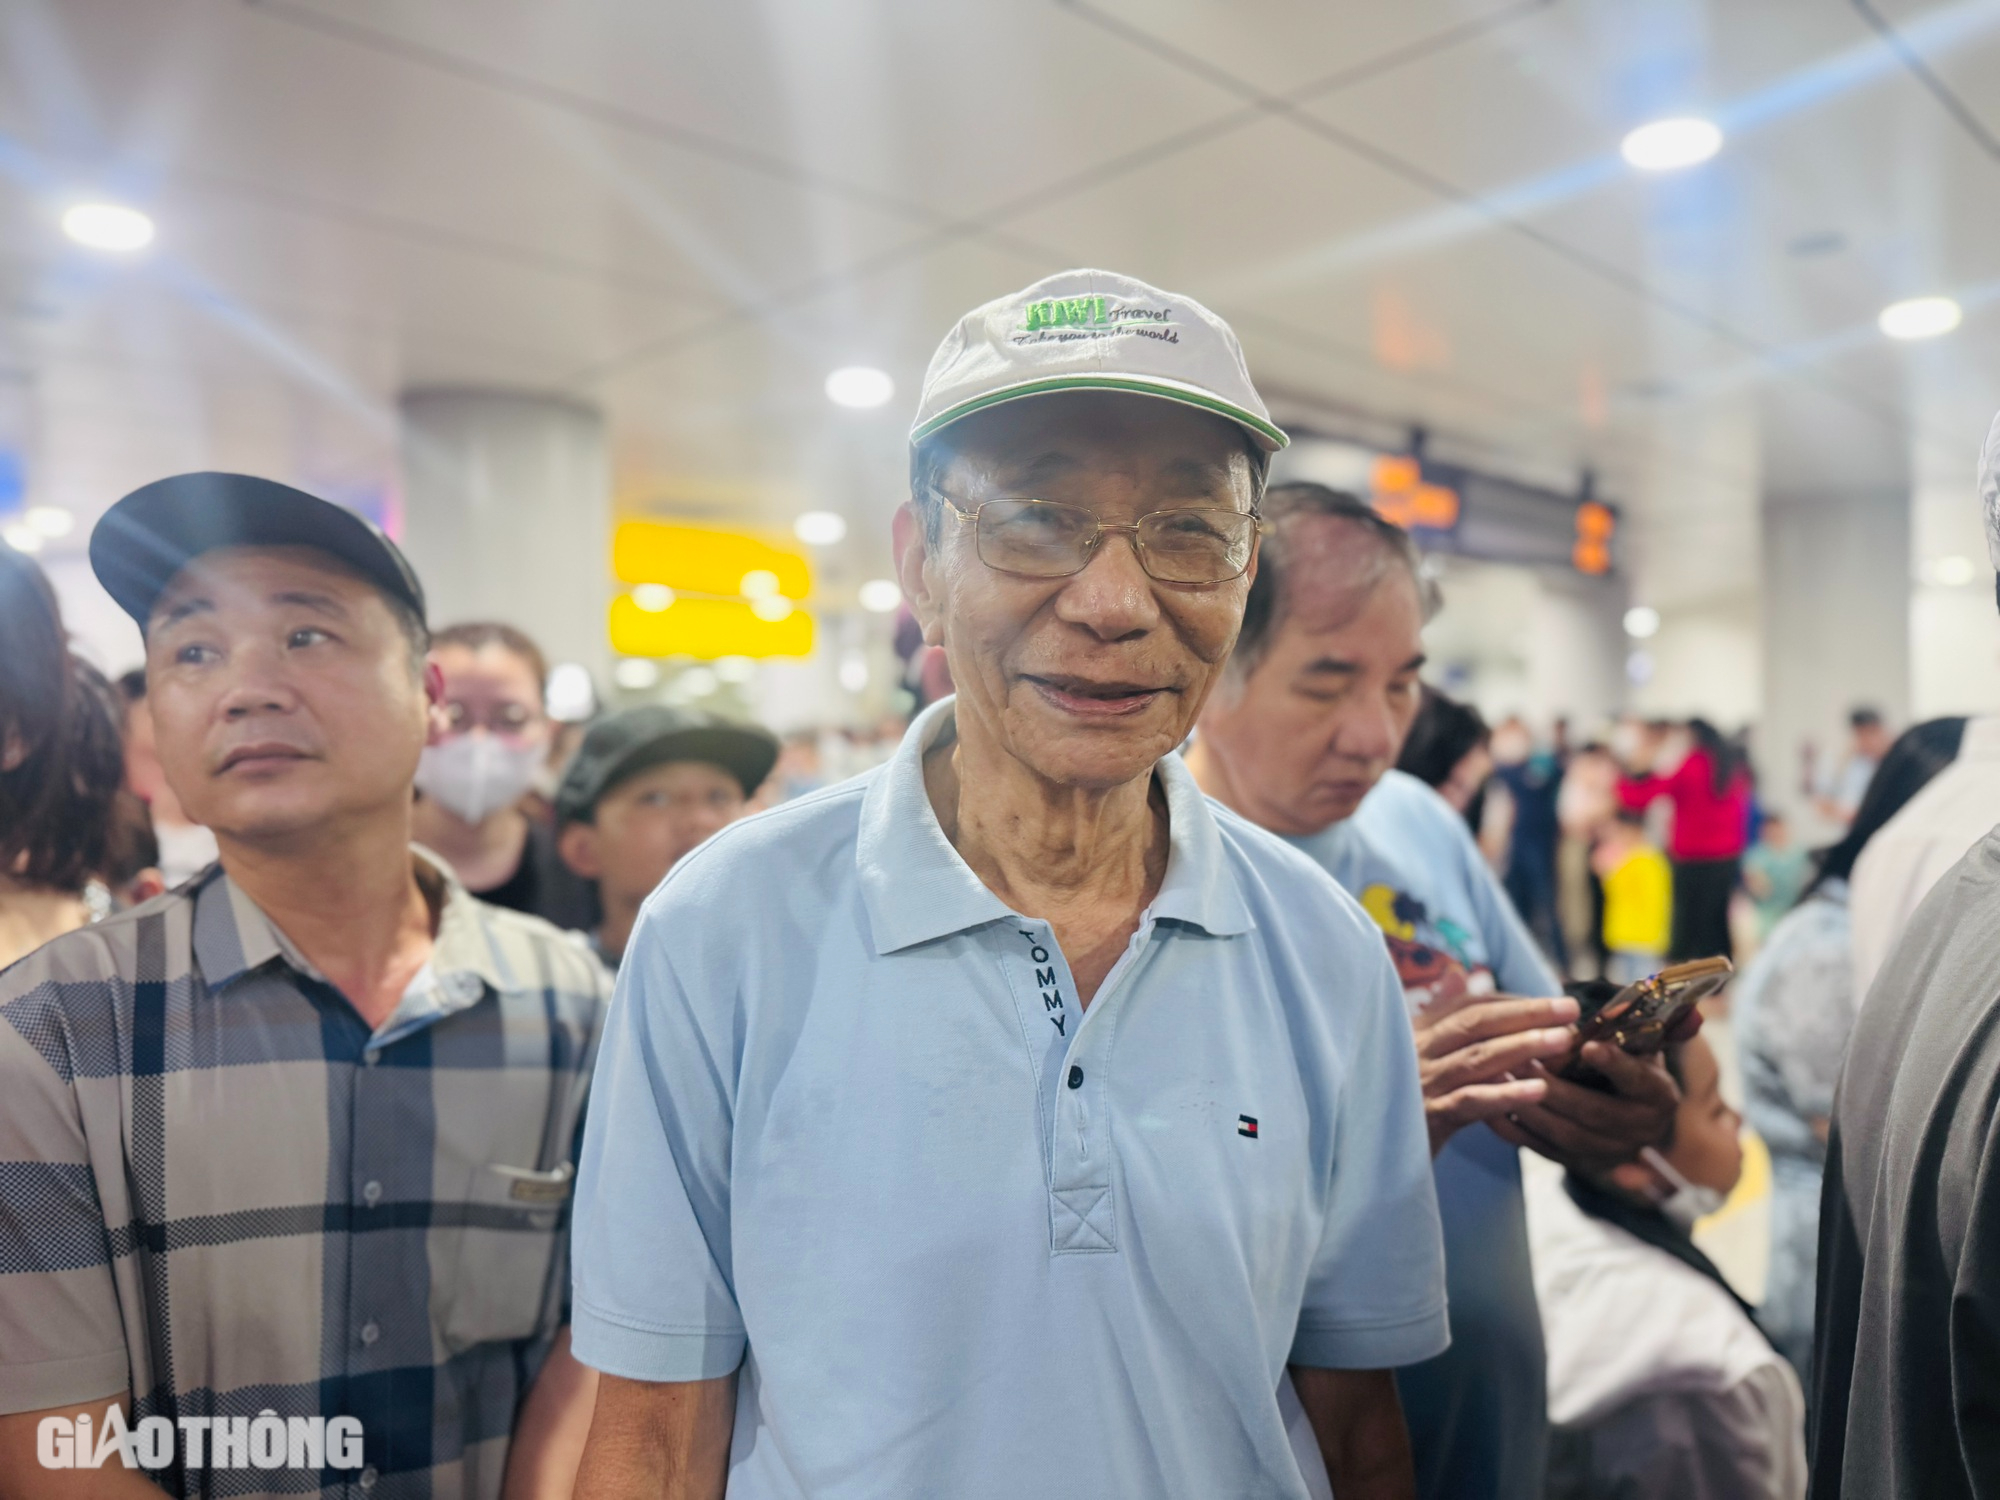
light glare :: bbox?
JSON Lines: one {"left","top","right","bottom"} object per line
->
{"left": 614, "top": 658, "right": 661, "bottom": 690}
{"left": 793, "top": 511, "right": 848, "bottom": 546}
{"left": 838, "top": 651, "right": 870, "bottom": 693}
{"left": 62, "top": 202, "right": 155, "bottom": 252}
{"left": 858, "top": 579, "right": 902, "bottom": 613}
{"left": 824, "top": 366, "right": 895, "bottom": 409}
{"left": 632, "top": 583, "right": 675, "bottom": 613}
{"left": 750, "top": 596, "right": 795, "bottom": 623}
{"left": 2, "top": 524, "right": 42, "bottom": 553}
{"left": 26, "top": 507, "right": 74, "bottom": 537}
{"left": 1878, "top": 296, "right": 1962, "bottom": 341}
{"left": 739, "top": 569, "right": 781, "bottom": 599}
{"left": 545, "top": 662, "right": 597, "bottom": 722}
{"left": 1623, "top": 605, "right": 1662, "bottom": 639}
{"left": 715, "top": 655, "right": 756, "bottom": 684}
{"left": 1620, "top": 117, "right": 1723, "bottom": 172}
{"left": 1927, "top": 554, "right": 1979, "bottom": 588}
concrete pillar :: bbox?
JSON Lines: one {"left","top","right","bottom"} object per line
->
{"left": 1760, "top": 486, "right": 1910, "bottom": 835}
{"left": 398, "top": 390, "right": 611, "bottom": 674}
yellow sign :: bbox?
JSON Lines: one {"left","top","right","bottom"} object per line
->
{"left": 614, "top": 522, "right": 812, "bottom": 600}
{"left": 609, "top": 593, "right": 815, "bottom": 660}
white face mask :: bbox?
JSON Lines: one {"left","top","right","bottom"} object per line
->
{"left": 1641, "top": 1146, "right": 1729, "bottom": 1231}
{"left": 416, "top": 734, "right": 545, "bottom": 824}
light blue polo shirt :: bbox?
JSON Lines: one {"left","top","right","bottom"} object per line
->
{"left": 572, "top": 700, "right": 1448, "bottom": 1499}
{"left": 1284, "top": 769, "right": 1562, "bottom": 1500}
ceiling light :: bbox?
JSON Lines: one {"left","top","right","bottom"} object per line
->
{"left": 793, "top": 511, "right": 848, "bottom": 546}
{"left": 1878, "top": 296, "right": 1962, "bottom": 341}
{"left": 632, "top": 583, "right": 675, "bottom": 613}
{"left": 1623, "top": 605, "right": 1661, "bottom": 639}
{"left": 838, "top": 650, "right": 870, "bottom": 693}
{"left": 1620, "top": 117, "right": 1723, "bottom": 172}
{"left": 545, "top": 662, "right": 597, "bottom": 722}
{"left": 824, "top": 366, "right": 894, "bottom": 410}
{"left": 715, "top": 655, "right": 756, "bottom": 684}
{"left": 62, "top": 202, "right": 155, "bottom": 252}
{"left": 678, "top": 667, "right": 719, "bottom": 698}
{"left": 750, "top": 596, "right": 795, "bottom": 623}
{"left": 25, "top": 506, "right": 73, "bottom": 537}
{"left": 613, "top": 658, "right": 661, "bottom": 691}
{"left": 858, "top": 579, "right": 902, "bottom": 613}
{"left": 739, "top": 569, "right": 781, "bottom": 599}
{"left": 2, "top": 523, "right": 42, "bottom": 553}
{"left": 1926, "top": 554, "right": 1979, "bottom": 588}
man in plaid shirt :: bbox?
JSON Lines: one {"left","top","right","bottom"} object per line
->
{"left": 0, "top": 473, "right": 611, "bottom": 1499}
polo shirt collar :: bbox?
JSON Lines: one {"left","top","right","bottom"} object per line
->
{"left": 856, "top": 697, "right": 1253, "bottom": 956}
{"left": 191, "top": 847, "right": 510, "bottom": 1019}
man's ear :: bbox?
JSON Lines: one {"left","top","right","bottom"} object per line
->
{"left": 557, "top": 821, "right": 601, "bottom": 881}
{"left": 891, "top": 502, "right": 946, "bottom": 648}
{"left": 421, "top": 659, "right": 450, "bottom": 746}
{"left": 1606, "top": 1160, "right": 1661, "bottom": 1199}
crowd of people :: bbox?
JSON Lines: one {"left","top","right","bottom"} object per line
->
{"left": 0, "top": 267, "right": 1997, "bottom": 1500}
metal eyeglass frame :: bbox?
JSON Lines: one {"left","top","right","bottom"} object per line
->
{"left": 927, "top": 485, "right": 1266, "bottom": 585}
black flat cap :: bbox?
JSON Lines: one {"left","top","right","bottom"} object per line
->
{"left": 90, "top": 472, "right": 426, "bottom": 627}
{"left": 556, "top": 705, "right": 779, "bottom": 824}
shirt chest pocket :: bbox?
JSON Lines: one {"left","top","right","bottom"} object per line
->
{"left": 440, "top": 1161, "right": 570, "bottom": 1352}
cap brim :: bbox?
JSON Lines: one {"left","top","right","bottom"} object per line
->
{"left": 90, "top": 472, "right": 426, "bottom": 628}
{"left": 910, "top": 374, "right": 1288, "bottom": 452}
{"left": 597, "top": 724, "right": 780, "bottom": 806}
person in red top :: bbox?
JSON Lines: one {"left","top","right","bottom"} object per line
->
{"left": 1617, "top": 718, "right": 1751, "bottom": 962}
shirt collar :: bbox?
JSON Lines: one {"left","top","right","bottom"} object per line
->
{"left": 191, "top": 847, "right": 511, "bottom": 1019}
{"left": 855, "top": 697, "right": 1253, "bottom": 956}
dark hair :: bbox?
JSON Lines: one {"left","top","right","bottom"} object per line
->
{"left": 1849, "top": 706, "right": 1883, "bottom": 730}
{"left": 1804, "top": 716, "right": 1967, "bottom": 901}
{"left": 1397, "top": 686, "right": 1487, "bottom": 790}
{"left": 0, "top": 545, "right": 128, "bottom": 893}
{"left": 117, "top": 668, "right": 147, "bottom": 703}
{"left": 1230, "top": 482, "right": 1442, "bottom": 682}
{"left": 1687, "top": 718, "right": 1743, "bottom": 797}
{"left": 430, "top": 621, "right": 548, "bottom": 694}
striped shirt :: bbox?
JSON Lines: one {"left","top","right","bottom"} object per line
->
{"left": 0, "top": 853, "right": 611, "bottom": 1499}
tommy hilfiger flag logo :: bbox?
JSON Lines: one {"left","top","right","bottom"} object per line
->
{"left": 1238, "top": 1115, "right": 1259, "bottom": 1138}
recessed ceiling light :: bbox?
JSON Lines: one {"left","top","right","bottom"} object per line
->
{"left": 793, "top": 511, "right": 847, "bottom": 546}
{"left": 613, "top": 657, "right": 661, "bottom": 690}
{"left": 858, "top": 579, "right": 902, "bottom": 613}
{"left": 1623, "top": 605, "right": 1661, "bottom": 639}
{"left": 1878, "top": 296, "right": 1962, "bottom": 341}
{"left": 25, "top": 506, "right": 73, "bottom": 537}
{"left": 677, "top": 667, "right": 719, "bottom": 698}
{"left": 825, "top": 366, "right": 894, "bottom": 410}
{"left": 750, "top": 596, "right": 795, "bottom": 623}
{"left": 1620, "top": 117, "right": 1723, "bottom": 172}
{"left": 544, "top": 662, "right": 597, "bottom": 722}
{"left": 631, "top": 583, "right": 675, "bottom": 613}
{"left": 715, "top": 655, "right": 756, "bottom": 684}
{"left": 2, "top": 523, "right": 42, "bottom": 553}
{"left": 1926, "top": 554, "right": 1979, "bottom": 588}
{"left": 838, "top": 650, "right": 870, "bottom": 693}
{"left": 62, "top": 202, "right": 155, "bottom": 252}
{"left": 739, "top": 569, "right": 781, "bottom": 600}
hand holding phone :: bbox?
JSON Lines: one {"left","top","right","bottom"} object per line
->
{"left": 1557, "top": 956, "right": 1731, "bottom": 1081}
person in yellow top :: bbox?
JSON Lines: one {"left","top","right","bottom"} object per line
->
{"left": 1594, "top": 808, "right": 1673, "bottom": 984}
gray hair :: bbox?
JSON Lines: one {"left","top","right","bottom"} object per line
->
{"left": 1227, "top": 482, "right": 1441, "bottom": 683}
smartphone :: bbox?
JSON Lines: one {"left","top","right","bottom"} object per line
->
{"left": 1558, "top": 956, "right": 1733, "bottom": 1080}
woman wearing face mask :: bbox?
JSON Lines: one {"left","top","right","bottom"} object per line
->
{"left": 411, "top": 621, "right": 598, "bottom": 930}
{"left": 1529, "top": 1035, "right": 1805, "bottom": 1500}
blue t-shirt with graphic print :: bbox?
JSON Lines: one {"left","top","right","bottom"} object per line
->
{"left": 1285, "top": 768, "right": 1561, "bottom": 1500}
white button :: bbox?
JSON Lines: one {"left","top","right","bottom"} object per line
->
{"left": 361, "top": 1181, "right": 382, "bottom": 1206}
{"left": 358, "top": 1466, "right": 378, "bottom": 1491}
{"left": 363, "top": 1049, "right": 379, "bottom": 1067}
{"left": 360, "top": 1322, "right": 380, "bottom": 1346}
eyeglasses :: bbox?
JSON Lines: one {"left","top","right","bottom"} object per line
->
{"left": 932, "top": 489, "right": 1263, "bottom": 585}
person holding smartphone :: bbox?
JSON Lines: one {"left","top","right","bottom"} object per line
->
{"left": 1187, "top": 483, "right": 1685, "bottom": 1500}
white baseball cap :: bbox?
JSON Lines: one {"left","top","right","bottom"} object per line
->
{"left": 911, "top": 268, "right": 1287, "bottom": 453}
{"left": 1981, "top": 408, "right": 2000, "bottom": 573}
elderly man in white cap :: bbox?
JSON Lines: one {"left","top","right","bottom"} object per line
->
{"left": 568, "top": 271, "right": 1448, "bottom": 1500}
{"left": 1810, "top": 410, "right": 2000, "bottom": 1500}
{"left": 1846, "top": 414, "right": 2000, "bottom": 994}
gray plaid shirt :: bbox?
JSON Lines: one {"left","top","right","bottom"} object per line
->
{"left": 0, "top": 853, "right": 611, "bottom": 1498}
